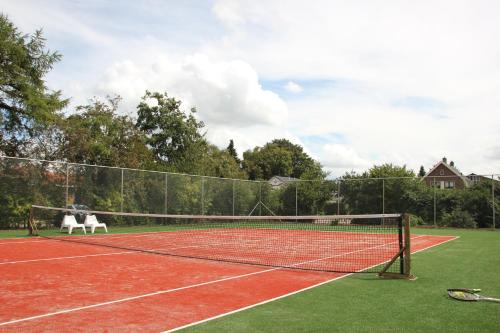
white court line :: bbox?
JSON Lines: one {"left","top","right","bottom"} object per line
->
{"left": 0, "top": 244, "right": 204, "bottom": 265}
{"left": 0, "top": 239, "right": 52, "bottom": 245}
{"left": 0, "top": 237, "right": 406, "bottom": 327}
{"left": 166, "top": 234, "right": 457, "bottom": 332}
{"left": 0, "top": 251, "right": 134, "bottom": 265}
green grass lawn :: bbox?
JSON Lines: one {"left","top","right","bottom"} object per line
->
{"left": 1, "top": 227, "right": 499, "bottom": 332}
{"left": 180, "top": 228, "right": 500, "bottom": 332}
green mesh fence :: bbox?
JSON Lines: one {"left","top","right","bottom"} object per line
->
{"left": 0, "top": 156, "right": 498, "bottom": 229}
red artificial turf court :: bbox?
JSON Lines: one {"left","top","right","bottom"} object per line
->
{"left": 0, "top": 232, "right": 457, "bottom": 332}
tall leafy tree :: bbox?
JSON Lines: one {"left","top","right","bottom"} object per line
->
{"left": 201, "top": 144, "right": 246, "bottom": 179}
{"left": 0, "top": 14, "right": 67, "bottom": 156}
{"left": 136, "top": 91, "right": 205, "bottom": 171}
{"left": 270, "top": 139, "right": 320, "bottom": 178}
{"left": 242, "top": 138, "right": 320, "bottom": 180}
{"left": 243, "top": 145, "right": 293, "bottom": 180}
{"left": 62, "top": 96, "right": 152, "bottom": 168}
{"left": 340, "top": 164, "right": 416, "bottom": 214}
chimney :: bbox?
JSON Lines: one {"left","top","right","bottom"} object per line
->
{"left": 450, "top": 161, "right": 455, "bottom": 167}
{"left": 442, "top": 157, "right": 447, "bottom": 164}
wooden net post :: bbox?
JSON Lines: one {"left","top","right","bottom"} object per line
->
{"left": 378, "top": 213, "right": 416, "bottom": 280}
{"left": 403, "top": 213, "right": 412, "bottom": 277}
{"left": 28, "top": 206, "right": 38, "bottom": 236}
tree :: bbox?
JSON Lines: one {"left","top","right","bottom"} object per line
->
{"left": 418, "top": 166, "right": 426, "bottom": 177}
{"left": 136, "top": 91, "right": 205, "bottom": 171}
{"left": 62, "top": 96, "right": 152, "bottom": 168}
{"left": 202, "top": 144, "right": 246, "bottom": 179}
{"left": 269, "top": 139, "right": 319, "bottom": 178}
{"left": 226, "top": 139, "right": 241, "bottom": 165}
{"left": 340, "top": 164, "right": 416, "bottom": 214}
{"left": 0, "top": 14, "right": 67, "bottom": 156}
{"left": 242, "top": 139, "right": 321, "bottom": 180}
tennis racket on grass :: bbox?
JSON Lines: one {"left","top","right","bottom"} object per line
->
{"left": 447, "top": 289, "right": 500, "bottom": 303}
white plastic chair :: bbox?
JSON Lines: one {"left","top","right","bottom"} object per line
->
{"left": 60, "top": 215, "right": 86, "bottom": 234}
{"left": 84, "top": 214, "right": 108, "bottom": 234}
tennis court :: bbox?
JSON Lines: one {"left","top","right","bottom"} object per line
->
{"left": 0, "top": 226, "right": 456, "bottom": 332}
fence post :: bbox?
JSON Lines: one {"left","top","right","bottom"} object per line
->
{"left": 65, "top": 163, "right": 69, "bottom": 206}
{"left": 382, "top": 178, "right": 385, "bottom": 214}
{"left": 337, "top": 180, "right": 340, "bottom": 215}
{"left": 493, "top": 175, "right": 496, "bottom": 229}
{"left": 120, "top": 169, "right": 124, "bottom": 212}
{"left": 232, "top": 179, "right": 235, "bottom": 216}
{"left": 259, "top": 182, "right": 262, "bottom": 216}
{"left": 201, "top": 177, "right": 204, "bottom": 215}
{"left": 433, "top": 176, "right": 437, "bottom": 227}
{"left": 295, "top": 181, "right": 298, "bottom": 216}
{"left": 164, "top": 173, "right": 168, "bottom": 214}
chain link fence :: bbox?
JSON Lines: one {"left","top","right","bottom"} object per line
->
{"left": 0, "top": 155, "right": 497, "bottom": 228}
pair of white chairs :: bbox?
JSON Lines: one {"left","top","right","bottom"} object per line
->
{"left": 60, "top": 214, "right": 108, "bottom": 234}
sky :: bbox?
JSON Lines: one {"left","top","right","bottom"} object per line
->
{"left": 2, "top": 0, "right": 500, "bottom": 177}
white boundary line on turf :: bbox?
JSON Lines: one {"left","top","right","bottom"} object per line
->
{"left": 165, "top": 273, "right": 351, "bottom": 333}
{"left": 411, "top": 235, "right": 459, "bottom": 255}
{"left": 164, "top": 234, "right": 458, "bottom": 332}
{"left": 0, "top": 237, "right": 405, "bottom": 327}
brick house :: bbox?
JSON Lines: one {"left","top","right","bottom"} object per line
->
{"left": 422, "top": 157, "right": 471, "bottom": 189}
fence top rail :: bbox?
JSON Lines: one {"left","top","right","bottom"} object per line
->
{"left": 0, "top": 155, "right": 261, "bottom": 183}
{"left": 2, "top": 155, "right": 499, "bottom": 183}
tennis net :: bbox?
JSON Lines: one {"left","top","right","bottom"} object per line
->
{"left": 29, "top": 205, "right": 412, "bottom": 276}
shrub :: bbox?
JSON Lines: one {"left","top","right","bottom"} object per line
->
{"left": 440, "top": 209, "right": 477, "bottom": 228}
{"left": 407, "top": 214, "right": 424, "bottom": 226}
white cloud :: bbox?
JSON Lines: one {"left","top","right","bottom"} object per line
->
{"left": 284, "top": 81, "right": 303, "bottom": 93}
{"left": 208, "top": 0, "right": 500, "bottom": 175}
{"left": 322, "top": 144, "right": 372, "bottom": 173}
{"left": 3, "top": 0, "right": 500, "bottom": 175}
{"left": 212, "top": 1, "right": 245, "bottom": 26}
{"left": 94, "top": 54, "right": 289, "bottom": 152}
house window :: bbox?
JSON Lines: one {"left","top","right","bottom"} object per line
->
{"left": 445, "top": 181, "right": 455, "bottom": 189}
{"left": 439, "top": 170, "right": 444, "bottom": 176}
